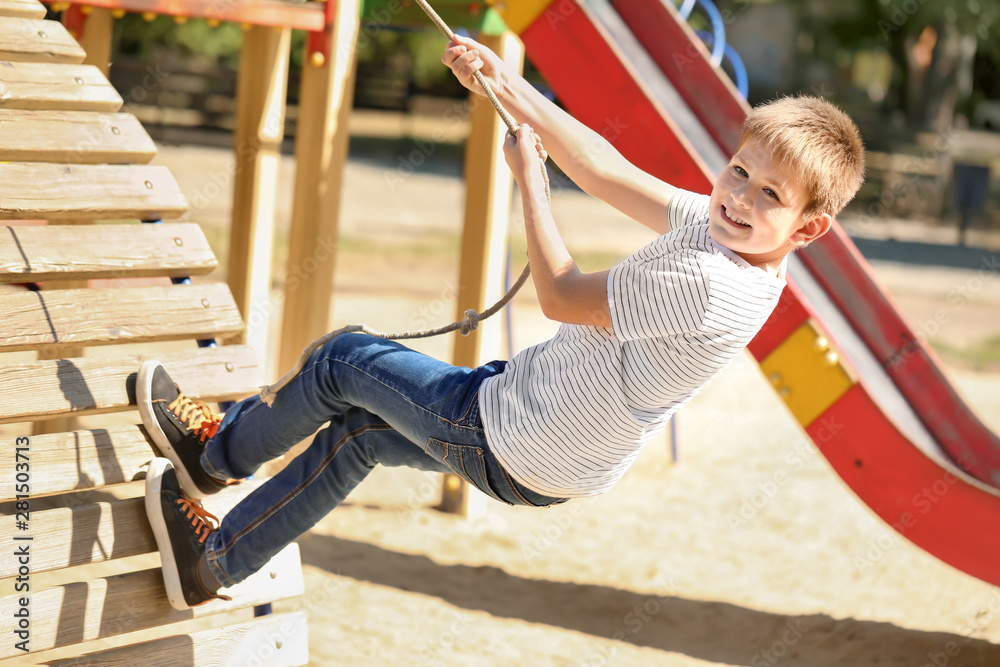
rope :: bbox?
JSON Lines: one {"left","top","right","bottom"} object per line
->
{"left": 259, "top": 0, "right": 550, "bottom": 406}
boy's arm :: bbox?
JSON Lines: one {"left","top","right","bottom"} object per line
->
{"left": 443, "top": 36, "right": 676, "bottom": 236}
{"left": 505, "top": 125, "right": 612, "bottom": 328}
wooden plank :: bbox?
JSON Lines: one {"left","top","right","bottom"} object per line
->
{"left": 0, "top": 61, "right": 122, "bottom": 111}
{"left": 0, "top": 479, "right": 269, "bottom": 577}
{"left": 441, "top": 31, "right": 524, "bottom": 518}
{"left": 0, "top": 344, "right": 261, "bottom": 424}
{"left": 0, "top": 424, "right": 151, "bottom": 500}
{"left": 0, "top": 0, "right": 46, "bottom": 20}
{"left": 0, "top": 545, "right": 305, "bottom": 660}
{"left": 0, "top": 163, "right": 188, "bottom": 220}
{"left": 278, "top": 0, "right": 359, "bottom": 376}
{"left": 47, "top": 612, "right": 310, "bottom": 667}
{"left": 0, "top": 283, "right": 244, "bottom": 353}
{"left": 0, "top": 498, "right": 155, "bottom": 578}
{"left": 0, "top": 223, "right": 218, "bottom": 282}
{"left": 0, "top": 109, "right": 156, "bottom": 164}
{"left": 228, "top": 24, "right": 290, "bottom": 367}
{"left": 0, "top": 18, "right": 86, "bottom": 64}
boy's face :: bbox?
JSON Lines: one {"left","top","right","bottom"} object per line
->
{"left": 707, "top": 139, "right": 832, "bottom": 269}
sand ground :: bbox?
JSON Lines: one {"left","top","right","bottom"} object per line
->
{"left": 7, "top": 118, "right": 1000, "bottom": 665}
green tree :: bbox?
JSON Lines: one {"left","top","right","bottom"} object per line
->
{"left": 822, "top": 0, "right": 1000, "bottom": 130}
{"left": 115, "top": 14, "right": 245, "bottom": 69}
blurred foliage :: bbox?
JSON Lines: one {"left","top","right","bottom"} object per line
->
{"left": 354, "top": 27, "right": 464, "bottom": 96}
{"left": 777, "top": 0, "right": 999, "bottom": 62}
{"left": 111, "top": 0, "right": 998, "bottom": 130}
{"left": 116, "top": 15, "right": 246, "bottom": 68}
{"left": 114, "top": 15, "right": 465, "bottom": 96}
{"left": 787, "top": 0, "right": 1000, "bottom": 128}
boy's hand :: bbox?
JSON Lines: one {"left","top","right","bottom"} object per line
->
{"left": 504, "top": 124, "right": 547, "bottom": 187}
{"left": 442, "top": 35, "right": 506, "bottom": 98}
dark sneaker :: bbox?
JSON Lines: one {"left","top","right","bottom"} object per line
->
{"left": 145, "top": 457, "right": 232, "bottom": 610}
{"left": 138, "top": 360, "right": 234, "bottom": 498}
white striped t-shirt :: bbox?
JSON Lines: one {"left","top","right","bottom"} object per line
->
{"left": 478, "top": 189, "right": 787, "bottom": 497}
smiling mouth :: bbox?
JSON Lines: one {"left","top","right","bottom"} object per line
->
{"left": 722, "top": 205, "right": 751, "bottom": 228}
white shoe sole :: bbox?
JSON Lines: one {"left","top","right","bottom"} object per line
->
{"left": 138, "top": 360, "right": 208, "bottom": 500}
{"left": 145, "top": 457, "right": 190, "bottom": 611}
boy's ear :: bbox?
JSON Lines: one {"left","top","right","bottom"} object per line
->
{"left": 791, "top": 212, "right": 833, "bottom": 247}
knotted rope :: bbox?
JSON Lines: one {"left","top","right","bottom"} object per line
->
{"left": 259, "top": 0, "right": 550, "bottom": 406}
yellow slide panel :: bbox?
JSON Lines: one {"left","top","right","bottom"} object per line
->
{"left": 760, "top": 320, "right": 856, "bottom": 428}
{"left": 485, "top": 0, "right": 553, "bottom": 34}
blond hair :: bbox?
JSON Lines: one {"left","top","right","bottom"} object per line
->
{"left": 738, "top": 96, "right": 865, "bottom": 218}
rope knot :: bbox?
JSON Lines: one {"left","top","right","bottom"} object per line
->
{"left": 459, "top": 309, "right": 480, "bottom": 335}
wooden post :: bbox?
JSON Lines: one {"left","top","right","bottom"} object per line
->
{"left": 227, "top": 25, "right": 291, "bottom": 380}
{"left": 277, "top": 0, "right": 359, "bottom": 378}
{"left": 75, "top": 8, "right": 113, "bottom": 76}
{"left": 266, "top": 0, "right": 358, "bottom": 476}
{"left": 438, "top": 31, "right": 525, "bottom": 516}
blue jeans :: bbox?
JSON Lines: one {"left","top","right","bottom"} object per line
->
{"left": 199, "top": 332, "right": 567, "bottom": 586}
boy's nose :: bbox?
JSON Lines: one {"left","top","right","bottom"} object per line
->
{"left": 732, "top": 186, "right": 752, "bottom": 209}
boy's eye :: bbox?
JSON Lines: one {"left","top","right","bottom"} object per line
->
{"left": 764, "top": 188, "right": 780, "bottom": 201}
{"left": 733, "top": 166, "right": 748, "bottom": 177}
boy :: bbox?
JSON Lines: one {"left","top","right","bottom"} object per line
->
{"left": 142, "top": 35, "right": 865, "bottom": 610}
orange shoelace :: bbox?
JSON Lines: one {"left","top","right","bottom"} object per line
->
{"left": 168, "top": 390, "right": 222, "bottom": 442}
{"left": 176, "top": 497, "right": 220, "bottom": 544}
{"left": 175, "top": 498, "right": 234, "bottom": 604}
